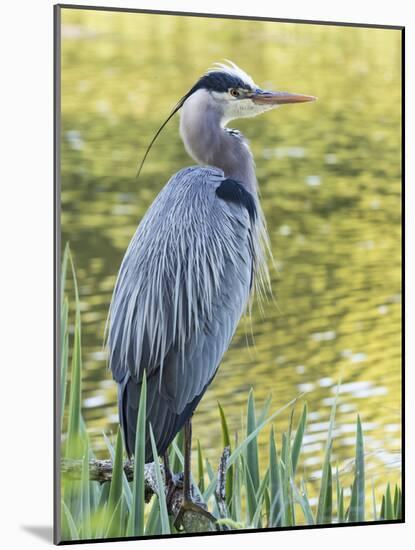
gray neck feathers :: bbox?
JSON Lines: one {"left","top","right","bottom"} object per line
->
{"left": 179, "top": 89, "right": 257, "bottom": 196}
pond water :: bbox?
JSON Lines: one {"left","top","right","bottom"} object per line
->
{"left": 60, "top": 8, "right": 402, "bottom": 507}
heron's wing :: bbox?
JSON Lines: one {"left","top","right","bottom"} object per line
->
{"left": 159, "top": 225, "right": 252, "bottom": 413}
{"left": 108, "top": 166, "right": 255, "bottom": 416}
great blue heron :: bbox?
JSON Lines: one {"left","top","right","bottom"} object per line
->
{"left": 107, "top": 61, "right": 315, "bottom": 524}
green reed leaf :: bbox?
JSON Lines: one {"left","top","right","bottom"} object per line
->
{"left": 246, "top": 389, "right": 260, "bottom": 493}
{"left": 61, "top": 498, "right": 79, "bottom": 541}
{"left": 107, "top": 428, "right": 124, "bottom": 537}
{"left": 269, "top": 426, "right": 284, "bottom": 527}
{"left": 130, "top": 376, "right": 147, "bottom": 536}
{"left": 316, "top": 382, "right": 339, "bottom": 524}
{"left": 149, "top": 424, "right": 171, "bottom": 534}
{"left": 384, "top": 483, "right": 394, "bottom": 520}
{"left": 292, "top": 404, "right": 307, "bottom": 476}
{"left": 197, "top": 439, "right": 205, "bottom": 494}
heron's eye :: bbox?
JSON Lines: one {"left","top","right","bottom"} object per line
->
{"left": 229, "top": 88, "right": 240, "bottom": 98}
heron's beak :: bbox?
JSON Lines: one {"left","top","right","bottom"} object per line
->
{"left": 251, "top": 89, "right": 317, "bottom": 105}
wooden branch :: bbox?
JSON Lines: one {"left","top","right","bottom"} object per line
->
{"left": 61, "top": 458, "right": 157, "bottom": 501}
{"left": 61, "top": 457, "right": 220, "bottom": 533}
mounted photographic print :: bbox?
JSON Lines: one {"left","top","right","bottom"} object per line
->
{"left": 54, "top": 4, "right": 404, "bottom": 544}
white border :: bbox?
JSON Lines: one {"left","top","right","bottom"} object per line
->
{"left": 1, "top": 1, "right": 411, "bottom": 548}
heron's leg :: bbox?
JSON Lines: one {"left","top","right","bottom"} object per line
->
{"left": 183, "top": 417, "right": 192, "bottom": 500}
{"left": 163, "top": 451, "right": 176, "bottom": 510}
{"left": 163, "top": 452, "right": 173, "bottom": 486}
{"left": 174, "top": 418, "right": 217, "bottom": 530}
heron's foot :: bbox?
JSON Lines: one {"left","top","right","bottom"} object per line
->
{"left": 174, "top": 496, "right": 218, "bottom": 532}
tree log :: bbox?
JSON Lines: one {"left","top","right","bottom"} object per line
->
{"left": 61, "top": 458, "right": 158, "bottom": 502}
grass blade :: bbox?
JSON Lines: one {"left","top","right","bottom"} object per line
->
{"left": 169, "top": 438, "right": 185, "bottom": 474}
{"left": 384, "top": 483, "right": 394, "bottom": 520}
{"left": 316, "top": 382, "right": 339, "bottom": 524}
{"left": 244, "top": 458, "right": 258, "bottom": 525}
{"left": 257, "top": 393, "right": 272, "bottom": 426}
{"left": 80, "top": 448, "right": 91, "bottom": 539}
{"left": 292, "top": 480, "right": 315, "bottom": 525}
{"left": 281, "top": 432, "right": 295, "bottom": 526}
{"left": 246, "top": 389, "right": 260, "bottom": 493}
{"left": 66, "top": 304, "right": 83, "bottom": 458}
{"left": 144, "top": 497, "right": 162, "bottom": 536}
{"left": 231, "top": 447, "right": 242, "bottom": 523}
{"left": 396, "top": 488, "right": 402, "bottom": 519}
{"left": 97, "top": 481, "right": 110, "bottom": 509}
{"left": 348, "top": 415, "right": 365, "bottom": 522}
{"left": 105, "top": 497, "right": 122, "bottom": 538}
{"left": 395, "top": 487, "right": 402, "bottom": 520}
{"left": 149, "top": 424, "right": 171, "bottom": 534}
{"left": 380, "top": 494, "right": 385, "bottom": 519}
{"left": 65, "top": 251, "right": 84, "bottom": 458}
{"left": 269, "top": 426, "right": 284, "bottom": 527}
{"left": 349, "top": 478, "right": 357, "bottom": 522}
{"left": 60, "top": 242, "right": 70, "bottom": 304}
{"left": 218, "top": 401, "right": 231, "bottom": 448}
{"left": 338, "top": 487, "right": 345, "bottom": 522}
{"left": 336, "top": 467, "right": 345, "bottom": 523}
{"left": 203, "top": 463, "right": 218, "bottom": 503}
{"left": 107, "top": 428, "right": 124, "bottom": 537}
{"left": 170, "top": 429, "right": 184, "bottom": 473}
{"left": 197, "top": 439, "right": 205, "bottom": 493}
{"left": 291, "top": 404, "right": 307, "bottom": 476}
{"left": 355, "top": 415, "right": 365, "bottom": 521}
{"left": 325, "top": 464, "right": 333, "bottom": 523}
{"left": 252, "top": 468, "right": 269, "bottom": 528}
{"left": 103, "top": 432, "right": 132, "bottom": 512}
{"left": 317, "top": 450, "right": 333, "bottom": 524}
{"left": 205, "top": 459, "right": 220, "bottom": 518}
{"left": 335, "top": 466, "right": 340, "bottom": 521}
{"left": 60, "top": 297, "right": 69, "bottom": 428}
{"left": 264, "top": 485, "right": 270, "bottom": 526}
{"left": 251, "top": 492, "right": 265, "bottom": 529}
{"left": 393, "top": 485, "right": 399, "bottom": 519}
{"left": 130, "top": 377, "right": 147, "bottom": 536}
{"left": 108, "top": 429, "right": 124, "bottom": 511}
{"left": 61, "top": 499, "right": 79, "bottom": 541}
{"left": 372, "top": 479, "right": 377, "bottom": 521}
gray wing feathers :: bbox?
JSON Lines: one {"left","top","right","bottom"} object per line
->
{"left": 108, "top": 165, "right": 255, "bottom": 452}
{"left": 159, "top": 249, "right": 251, "bottom": 413}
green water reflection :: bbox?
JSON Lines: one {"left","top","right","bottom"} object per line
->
{"left": 60, "top": 9, "right": 402, "bottom": 506}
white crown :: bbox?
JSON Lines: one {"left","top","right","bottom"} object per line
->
{"left": 207, "top": 60, "right": 257, "bottom": 88}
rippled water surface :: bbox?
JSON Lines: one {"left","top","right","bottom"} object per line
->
{"left": 60, "top": 9, "right": 402, "bottom": 503}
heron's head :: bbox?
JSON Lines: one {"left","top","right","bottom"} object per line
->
{"left": 182, "top": 61, "right": 316, "bottom": 124}
{"left": 136, "top": 61, "right": 316, "bottom": 177}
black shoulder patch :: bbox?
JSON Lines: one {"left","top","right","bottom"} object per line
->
{"left": 216, "top": 178, "right": 257, "bottom": 223}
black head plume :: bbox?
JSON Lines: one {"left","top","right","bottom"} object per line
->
{"left": 135, "top": 94, "right": 188, "bottom": 178}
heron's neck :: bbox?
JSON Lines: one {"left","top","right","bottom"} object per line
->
{"left": 179, "top": 91, "right": 257, "bottom": 196}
